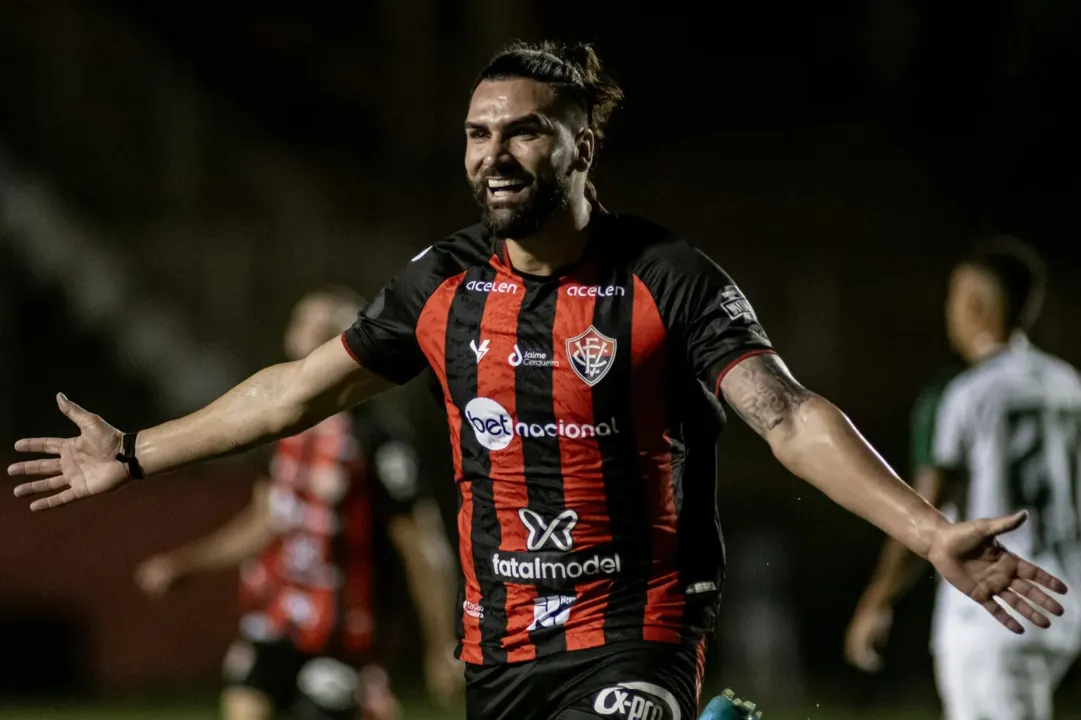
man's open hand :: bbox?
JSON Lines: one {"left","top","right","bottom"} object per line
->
{"left": 929, "top": 510, "right": 1068, "bottom": 632}
{"left": 8, "top": 393, "right": 132, "bottom": 511}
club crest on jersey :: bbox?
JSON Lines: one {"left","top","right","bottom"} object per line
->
{"left": 567, "top": 326, "right": 617, "bottom": 386}
{"left": 720, "top": 284, "right": 756, "bottom": 323}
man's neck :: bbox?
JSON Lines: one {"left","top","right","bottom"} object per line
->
{"left": 504, "top": 196, "right": 593, "bottom": 277}
{"left": 966, "top": 327, "right": 1010, "bottom": 363}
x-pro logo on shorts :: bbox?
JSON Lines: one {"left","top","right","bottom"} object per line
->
{"left": 593, "top": 682, "right": 681, "bottom": 720}
{"left": 518, "top": 508, "right": 578, "bottom": 551}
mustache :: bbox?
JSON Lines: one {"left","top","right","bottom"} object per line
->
{"left": 478, "top": 167, "right": 535, "bottom": 184}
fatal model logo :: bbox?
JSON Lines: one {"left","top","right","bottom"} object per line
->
{"left": 519, "top": 508, "right": 578, "bottom": 551}
{"left": 567, "top": 326, "right": 617, "bottom": 386}
{"left": 490, "top": 551, "right": 622, "bottom": 582}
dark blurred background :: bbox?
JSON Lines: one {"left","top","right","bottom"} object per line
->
{"left": 2, "top": 1, "right": 1079, "bottom": 718}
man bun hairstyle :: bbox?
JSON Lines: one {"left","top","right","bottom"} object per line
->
{"left": 962, "top": 236, "right": 1047, "bottom": 331}
{"left": 475, "top": 40, "right": 624, "bottom": 200}
{"left": 476, "top": 40, "right": 623, "bottom": 141}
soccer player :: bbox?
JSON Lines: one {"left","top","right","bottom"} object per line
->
{"left": 134, "top": 287, "right": 463, "bottom": 720}
{"left": 9, "top": 42, "right": 1069, "bottom": 720}
{"left": 845, "top": 240, "right": 1080, "bottom": 720}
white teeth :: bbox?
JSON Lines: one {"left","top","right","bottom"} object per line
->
{"left": 488, "top": 178, "right": 521, "bottom": 189}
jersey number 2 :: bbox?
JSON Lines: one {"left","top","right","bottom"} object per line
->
{"left": 1005, "top": 407, "right": 1081, "bottom": 556}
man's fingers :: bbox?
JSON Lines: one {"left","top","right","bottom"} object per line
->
{"left": 8, "top": 458, "right": 61, "bottom": 479}
{"left": 981, "top": 597, "right": 1025, "bottom": 634}
{"left": 997, "top": 589, "right": 1051, "bottom": 629}
{"left": 29, "top": 488, "right": 80, "bottom": 512}
{"left": 979, "top": 510, "right": 1029, "bottom": 538}
{"left": 13, "top": 477, "right": 68, "bottom": 498}
{"left": 1016, "top": 560, "right": 1069, "bottom": 595}
{"left": 56, "top": 393, "right": 96, "bottom": 431}
{"left": 848, "top": 646, "right": 884, "bottom": 673}
{"left": 1009, "top": 578, "right": 1065, "bottom": 615}
{"left": 12, "top": 438, "right": 64, "bottom": 456}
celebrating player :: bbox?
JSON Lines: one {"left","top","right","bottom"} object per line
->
{"left": 10, "top": 42, "right": 1069, "bottom": 720}
{"left": 846, "top": 240, "right": 1080, "bottom": 720}
{"left": 133, "top": 287, "right": 462, "bottom": 720}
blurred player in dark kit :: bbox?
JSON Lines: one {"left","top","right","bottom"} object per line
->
{"left": 135, "top": 287, "right": 461, "bottom": 720}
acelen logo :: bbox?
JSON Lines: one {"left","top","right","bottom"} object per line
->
{"left": 566, "top": 284, "right": 625, "bottom": 297}
{"left": 466, "top": 279, "right": 519, "bottom": 294}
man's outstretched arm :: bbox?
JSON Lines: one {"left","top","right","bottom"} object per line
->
{"left": 133, "top": 337, "right": 389, "bottom": 476}
{"left": 9, "top": 337, "right": 391, "bottom": 510}
{"left": 718, "top": 352, "right": 1067, "bottom": 632}
{"left": 719, "top": 353, "right": 946, "bottom": 559}
{"left": 856, "top": 466, "right": 951, "bottom": 605}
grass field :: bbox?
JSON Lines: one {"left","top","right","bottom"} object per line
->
{"left": 0, "top": 706, "right": 931, "bottom": 720}
{"left": 0, "top": 698, "right": 949, "bottom": 720}
{"left": 4, "top": 695, "right": 1079, "bottom": 719}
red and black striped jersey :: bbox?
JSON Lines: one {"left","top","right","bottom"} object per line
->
{"left": 238, "top": 409, "right": 423, "bottom": 660}
{"left": 341, "top": 208, "right": 773, "bottom": 665}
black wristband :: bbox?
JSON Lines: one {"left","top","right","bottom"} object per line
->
{"left": 116, "top": 431, "right": 145, "bottom": 480}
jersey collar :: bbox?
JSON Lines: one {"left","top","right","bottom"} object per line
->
{"left": 490, "top": 201, "right": 610, "bottom": 281}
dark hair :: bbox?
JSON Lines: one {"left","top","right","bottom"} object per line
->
{"left": 962, "top": 236, "right": 1046, "bottom": 331}
{"left": 475, "top": 41, "right": 624, "bottom": 198}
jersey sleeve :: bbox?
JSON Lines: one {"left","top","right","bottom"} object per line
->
{"left": 932, "top": 382, "right": 971, "bottom": 471}
{"left": 909, "top": 387, "right": 941, "bottom": 473}
{"left": 341, "top": 245, "right": 440, "bottom": 385}
{"left": 909, "top": 367, "right": 961, "bottom": 473}
{"left": 640, "top": 242, "right": 773, "bottom": 397}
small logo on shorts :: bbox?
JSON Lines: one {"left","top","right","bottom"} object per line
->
{"left": 593, "top": 681, "right": 681, "bottom": 720}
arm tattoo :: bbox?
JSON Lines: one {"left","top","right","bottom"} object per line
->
{"left": 719, "top": 354, "right": 812, "bottom": 436}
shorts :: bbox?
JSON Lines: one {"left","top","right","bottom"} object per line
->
{"left": 933, "top": 639, "right": 1077, "bottom": 720}
{"left": 465, "top": 639, "right": 706, "bottom": 720}
{"left": 223, "top": 638, "right": 380, "bottom": 720}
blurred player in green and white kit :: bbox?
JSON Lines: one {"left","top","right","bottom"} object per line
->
{"left": 846, "top": 238, "right": 1081, "bottom": 720}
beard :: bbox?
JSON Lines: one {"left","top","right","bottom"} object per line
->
{"left": 470, "top": 164, "right": 573, "bottom": 239}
